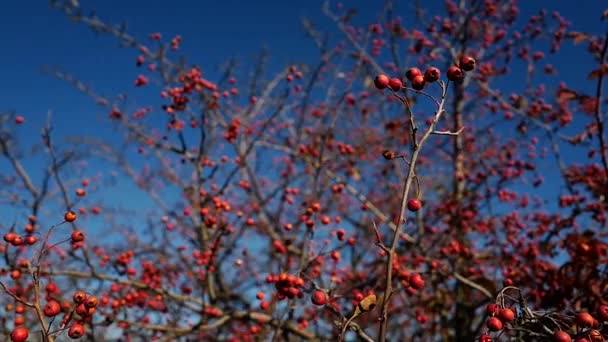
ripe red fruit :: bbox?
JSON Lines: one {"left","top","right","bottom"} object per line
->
{"left": 15, "top": 116, "right": 25, "bottom": 125}
{"left": 71, "top": 230, "right": 85, "bottom": 243}
{"left": 388, "top": 78, "right": 403, "bottom": 92}
{"left": 11, "top": 327, "right": 29, "bottom": 342}
{"left": 405, "top": 67, "right": 422, "bottom": 81}
{"left": 575, "top": 312, "right": 594, "bottom": 327}
{"left": 374, "top": 74, "right": 389, "bottom": 89}
{"left": 73, "top": 291, "right": 87, "bottom": 304}
{"left": 597, "top": 305, "right": 608, "bottom": 321}
{"left": 485, "top": 303, "right": 499, "bottom": 315}
{"left": 553, "top": 331, "right": 572, "bottom": 342}
{"left": 44, "top": 300, "right": 61, "bottom": 317}
{"left": 411, "top": 75, "right": 425, "bottom": 91}
{"left": 409, "top": 273, "right": 425, "bottom": 289}
{"left": 424, "top": 67, "right": 441, "bottom": 83}
{"left": 4, "top": 232, "right": 16, "bottom": 243}
{"left": 446, "top": 66, "right": 464, "bottom": 82}
{"left": 25, "top": 235, "right": 37, "bottom": 245}
{"left": 459, "top": 56, "right": 476, "bottom": 71}
{"left": 68, "top": 323, "right": 85, "bottom": 339}
{"left": 479, "top": 333, "right": 492, "bottom": 342}
{"left": 486, "top": 317, "right": 503, "bottom": 331}
{"left": 498, "top": 308, "right": 515, "bottom": 322}
{"left": 64, "top": 211, "right": 77, "bottom": 222}
{"left": 311, "top": 290, "right": 327, "bottom": 306}
{"left": 407, "top": 199, "right": 422, "bottom": 212}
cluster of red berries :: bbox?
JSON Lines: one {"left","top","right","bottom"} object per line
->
{"left": 266, "top": 273, "right": 305, "bottom": 300}
{"left": 374, "top": 56, "right": 476, "bottom": 91}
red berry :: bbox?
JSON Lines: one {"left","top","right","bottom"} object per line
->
{"left": 15, "top": 116, "right": 25, "bottom": 125}
{"left": 411, "top": 75, "right": 425, "bottom": 91}
{"left": 71, "top": 230, "right": 85, "bottom": 243}
{"left": 459, "top": 56, "right": 476, "bottom": 71}
{"left": 374, "top": 75, "right": 390, "bottom": 89}
{"left": 11, "top": 327, "right": 29, "bottom": 342}
{"left": 407, "top": 199, "right": 422, "bottom": 212}
{"left": 575, "top": 312, "right": 594, "bottom": 327}
{"left": 409, "top": 273, "right": 425, "bottom": 289}
{"left": 486, "top": 317, "right": 503, "bottom": 331}
{"left": 479, "top": 333, "right": 492, "bottom": 342}
{"left": 68, "top": 323, "right": 85, "bottom": 339}
{"left": 446, "top": 66, "right": 464, "bottom": 82}
{"left": 4, "top": 232, "right": 16, "bottom": 243}
{"left": 44, "top": 300, "right": 61, "bottom": 317}
{"left": 64, "top": 211, "right": 77, "bottom": 222}
{"left": 498, "top": 308, "right": 515, "bottom": 322}
{"left": 311, "top": 290, "right": 327, "bottom": 306}
{"left": 388, "top": 78, "right": 403, "bottom": 92}
{"left": 73, "top": 291, "right": 87, "bottom": 304}
{"left": 553, "top": 331, "right": 572, "bottom": 342}
{"left": 485, "top": 303, "right": 499, "bottom": 315}
{"left": 597, "top": 305, "right": 608, "bottom": 321}
{"left": 424, "top": 67, "right": 441, "bottom": 83}
{"left": 405, "top": 67, "right": 422, "bottom": 81}
{"left": 25, "top": 235, "right": 37, "bottom": 245}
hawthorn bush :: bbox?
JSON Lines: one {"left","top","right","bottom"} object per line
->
{"left": 2, "top": 1, "right": 608, "bottom": 341}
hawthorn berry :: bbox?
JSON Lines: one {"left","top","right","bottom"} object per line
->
{"left": 411, "top": 75, "right": 425, "bottom": 91}
{"left": 10, "top": 327, "right": 29, "bottom": 342}
{"left": 409, "top": 273, "right": 425, "bottom": 289}
{"left": 405, "top": 67, "right": 422, "bottom": 81}
{"left": 553, "top": 331, "right": 572, "bottom": 342}
{"left": 311, "top": 290, "right": 327, "bottom": 306}
{"left": 446, "top": 66, "right": 464, "bottom": 82}
{"left": 374, "top": 74, "right": 389, "bottom": 89}
{"left": 73, "top": 291, "right": 87, "bottom": 304}
{"left": 64, "top": 211, "right": 77, "bottom": 222}
{"left": 424, "top": 67, "right": 440, "bottom": 83}
{"left": 68, "top": 323, "right": 85, "bottom": 339}
{"left": 597, "top": 305, "right": 608, "bottom": 321}
{"left": 44, "top": 300, "right": 61, "bottom": 317}
{"left": 479, "top": 333, "right": 492, "bottom": 342}
{"left": 575, "top": 312, "right": 594, "bottom": 327}
{"left": 485, "top": 303, "right": 499, "bottom": 315}
{"left": 407, "top": 199, "right": 422, "bottom": 212}
{"left": 15, "top": 116, "right": 25, "bottom": 125}
{"left": 4, "top": 232, "right": 16, "bottom": 243}
{"left": 388, "top": 77, "right": 403, "bottom": 92}
{"left": 459, "top": 56, "right": 476, "bottom": 71}
{"left": 498, "top": 308, "right": 515, "bottom": 322}
{"left": 486, "top": 317, "right": 503, "bottom": 331}
{"left": 71, "top": 230, "right": 85, "bottom": 243}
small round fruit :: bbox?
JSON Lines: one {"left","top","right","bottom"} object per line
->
{"left": 486, "top": 317, "right": 503, "bottom": 331}
{"left": 411, "top": 75, "right": 425, "bottom": 91}
{"left": 71, "top": 230, "right": 85, "bottom": 243}
{"left": 407, "top": 199, "right": 422, "bottom": 212}
{"left": 44, "top": 300, "right": 61, "bottom": 317}
{"left": 485, "top": 303, "right": 499, "bottom": 315}
{"left": 68, "top": 323, "right": 85, "bottom": 339}
{"left": 64, "top": 211, "right": 77, "bottom": 222}
{"left": 446, "top": 66, "right": 464, "bottom": 82}
{"left": 409, "top": 274, "right": 425, "bottom": 289}
{"left": 388, "top": 78, "right": 403, "bottom": 92}
{"left": 575, "top": 312, "right": 594, "bottom": 327}
{"left": 553, "top": 331, "right": 572, "bottom": 342}
{"left": 597, "top": 305, "right": 608, "bottom": 321}
{"left": 11, "top": 327, "right": 29, "bottom": 342}
{"left": 405, "top": 67, "right": 422, "bottom": 81}
{"left": 459, "top": 56, "right": 476, "bottom": 71}
{"left": 479, "top": 333, "right": 492, "bottom": 342}
{"left": 73, "top": 291, "right": 87, "bottom": 304}
{"left": 15, "top": 116, "right": 25, "bottom": 125}
{"left": 311, "top": 290, "right": 327, "bottom": 306}
{"left": 424, "top": 67, "right": 441, "bottom": 83}
{"left": 499, "top": 308, "right": 515, "bottom": 322}
{"left": 374, "top": 75, "right": 390, "bottom": 89}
